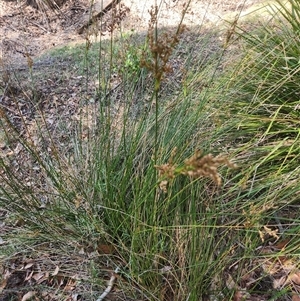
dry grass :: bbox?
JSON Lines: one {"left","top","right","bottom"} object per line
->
{"left": 1, "top": 1, "right": 300, "bottom": 300}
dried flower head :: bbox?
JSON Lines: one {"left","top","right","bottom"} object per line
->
{"left": 154, "top": 163, "right": 176, "bottom": 194}
{"left": 141, "top": 5, "right": 186, "bottom": 84}
{"left": 25, "top": 53, "right": 33, "bottom": 69}
{"left": 259, "top": 226, "right": 279, "bottom": 243}
{"left": 155, "top": 163, "right": 176, "bottom": 180}
{"left": 182, "top": 150, "right": 236, "bottom": 185}
{"left": 154, "top": 148, "right": 178, "bottom": 193}
{"left": 155, "top": 149, "right": 236, "bottom": 193}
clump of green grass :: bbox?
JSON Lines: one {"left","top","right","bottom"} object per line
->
{"left": 2, "top": 0, "right": 300, "bottom": 300}
{"left": 0, "top": 1, "right": 235, "bottom": 299}
{"left": 205, "top": 0, "right": 300, "bottom": 297}
{"left": 220, "top": 0, "right": 300, "bottom": 193}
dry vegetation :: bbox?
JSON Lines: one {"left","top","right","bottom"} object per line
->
{"left": 1, "top": 0, "right": 300, "bottom": 301}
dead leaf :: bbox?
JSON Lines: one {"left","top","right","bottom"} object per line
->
{"left": 25, "top": 270, "right": 34, "bottom": 281}
{"left": 97, "top": 244, "right": 114, "bottom": 254}
{"left": 52, "top": 266, "right": 60, "bottom": 276}
{"left": 233, "top": 290, "right": 249, "bottom": 301}
{"left": 32, "top": 272, "right": 47, "bottom": 283}
{"left": 292, "top": 295, "right": 300, "bottom": 301}
{"left": 24, "top": 262, "right": 34, "bottom": 269}
{"left": 63, "top": 278, "right": 77, "bottom": 292}
{"left": 280, "top": 258, "right": 297, "bottom": 273}
{"left": 31, "top": 273, "right": 43, "bottom": 282}
{"left": 21, "top": 291, "right": 36, "bottom": 301}
{"left": 225, "top": 273, "right": 236, "bottom": 290}
{"left": 273, "top": 276, "right": 287, "bottom": 289}
{"left": 273, "top": 239, "right": 290, "bottom": 250}
{"left": 290, "top": 272, "right": 300, "bottom": 285}
{"left": 0, "top": 278, "right": 7, "bottom": 292}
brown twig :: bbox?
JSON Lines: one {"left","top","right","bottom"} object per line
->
{"left": 96, "top": 267, "right": 120, "bottom": 301}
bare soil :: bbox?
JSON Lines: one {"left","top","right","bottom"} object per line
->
{"left": 0, "top": 0, "right": 263, "bottom": 67}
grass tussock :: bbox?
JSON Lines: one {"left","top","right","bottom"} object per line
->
{"left": 0, "top": 0, "right": 300, "bottom": 300}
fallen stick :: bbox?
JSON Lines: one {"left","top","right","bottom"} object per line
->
{"left": 96, "top": 267, "right": 120, "bottom": 301}
{"left": 77, "top": 0, "right": 121, "bottom": 34}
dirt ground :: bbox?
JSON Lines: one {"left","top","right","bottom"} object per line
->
{"left": 0, "top": 0, "right": 264, "bottom": 68}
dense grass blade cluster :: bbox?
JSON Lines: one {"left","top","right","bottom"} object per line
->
{"left": 1, "top": 0, "right": 300, "bottom": 300}
{"left": 209, "top": 0, "right": 300, "bottom": 295}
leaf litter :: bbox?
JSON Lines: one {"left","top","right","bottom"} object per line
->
{"left": 0, "top": 0, "right": 294, "bottom": 300}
